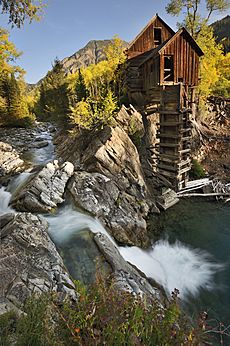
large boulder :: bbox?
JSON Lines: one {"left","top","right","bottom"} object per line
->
{"left": 68, "top": 171, "right": 150, "bottom": 247}
{"left": 11, "top": 160, "right": 74, "bottom": 213}
{"left": 55, "top": 126, "right": 147, "bottom": 194}
{"left": 0, "top": 213, "right": 76, "bottom": 314}
{"left": 55, "top": 125, "right": 160, "bottom": 247}
{"left": 0, "top": 142, "right": 25, "bottom": 178}
{"left": 94, "top": 233, "right": 164, "bottom": 301}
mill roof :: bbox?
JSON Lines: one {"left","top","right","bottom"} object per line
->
{"left": 127, "top": 14, "right": 175, "bottom": 51}
{"left": 133, "top": 27, "right": 204, "bottom": 67}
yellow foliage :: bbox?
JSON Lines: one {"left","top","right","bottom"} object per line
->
{"left": 197, "top": 25, "right": 228, "bottom": 98}
{"left": 69, "top": 100, "right": 92, "bottom": 129}
{"left": 0, "top": 27, "right": 24, "bottom": 77}
{"left": 211, "top": 52, "right": 230, "bottom": 97}
{"left": 69, "top": 90, "right": 117, "bottom": 130}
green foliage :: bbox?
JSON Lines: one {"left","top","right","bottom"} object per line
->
{"left": 35, "top": 59, "right": 70, "bottom": 121}
{"left": 35, "top": 36, "right": 126, "bottom": 126}
{"left": 211, "top": 15, "right": 230, "bottom": 53}
{"left": 0, "top": 276, "right": 207, "bottom": 345}
{"left": 190, "top": 159, "right": 206, "bottom": 179}
{"left": 0, "top": 27, "right": 35, "bottom": 127}
{"left": 0, "top": 73, "right": 35, "bottom": 127}
{"left": 166, "top": 0, "right": 230, "bottom": 37}
{"left": 0, "top": 310, "right": 17, "bottom": 346}
{"left": 67, "top": 36, "right": 126, "bottom": 129}
{"left": 75, "top": 69, "right": 88, "bottom": 102}
{"left": 166, "top": 0, "right": 230, "bottom": 99}
{"left": 69, "top": 89, "right": 117, "bottom": 130}
{"left": 0, "top": 0, "right": 45, "bottom": 28}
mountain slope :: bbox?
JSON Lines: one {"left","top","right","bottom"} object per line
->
{"left": 211, "top": 15, "right": 230, "bottom": 52}
{"left": 61, "top": 39, "right": 128, "bottom": 74}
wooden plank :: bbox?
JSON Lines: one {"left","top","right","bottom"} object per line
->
{"left": 157, "top": 121, "right": 182, "bottom": 126}
{"left": 178, "top": 192, "right": 230, "bottom": 198}
{"left": 158, "top": 163, "right": 178, "bottom": 172}
{"left": 158, "top": 143, "right": 180, "bottom": 148}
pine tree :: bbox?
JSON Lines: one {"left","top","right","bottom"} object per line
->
{"left": 75, "top": 69, "right": 88, "bottom": 102}
{"left": 0, "top": 73, "right": 33, "bottom": 126}
{"left": 35, "top": 59, "right": 70, "bottom": 121}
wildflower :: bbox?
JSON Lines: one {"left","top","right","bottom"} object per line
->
{"left": 188, "top": 332, "right": 193, "bottom": 341}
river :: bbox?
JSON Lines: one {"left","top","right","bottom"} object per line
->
{"left": 0, "top": 124, "right": 229, "bottom": 339}
{"left": 154, "top": 200, "right": 230, "bottom": 325}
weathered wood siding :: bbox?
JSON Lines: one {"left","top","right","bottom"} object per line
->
{"left": 142, "top": 56, "right": 160, "bottom": 91}
{"left": 159, "top": 32, "right": 200, "bottom": 86}
{"left": 127, "top": 17, "right": 173, "bottom": 59}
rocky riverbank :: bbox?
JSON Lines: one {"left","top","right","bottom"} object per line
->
{"left": 0, "top": 122, "right": 165, "bottom": 315}
{"left": 1, "top": 101, "right": 228, "bottom": 318}
{"left": 193, "top": 97, "right": 230, "bottom": 181}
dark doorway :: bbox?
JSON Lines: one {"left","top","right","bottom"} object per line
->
{"left": 154, "top": 28, "right": 162, "bottom": 45}
{"left": 163, "top": 55, "right": 174, "bottom": 82}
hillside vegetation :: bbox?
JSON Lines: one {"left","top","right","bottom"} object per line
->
{"left": 211, "top": 15, "right": 230, "bottom": 53}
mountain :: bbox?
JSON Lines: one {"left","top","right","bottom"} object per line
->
{"left": 211, "top": 15, "right": 230, "bottom": 53}
{"left": 61, "top": 39, "right": 129, "bottom": 74}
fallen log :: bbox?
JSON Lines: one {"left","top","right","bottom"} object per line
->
{"left": 178, "top": 192, "right": 230, "bottom": 198}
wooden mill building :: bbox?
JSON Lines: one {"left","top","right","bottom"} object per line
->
{"left": 125, "top": 14, "right": 204, "bottom": 190}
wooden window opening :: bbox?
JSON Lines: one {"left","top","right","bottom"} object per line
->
{"left": 163, "top": 55, "right": 174, "bottom": 82}
{"left": 154, "top": 28, "right": 162, "bottom": 45}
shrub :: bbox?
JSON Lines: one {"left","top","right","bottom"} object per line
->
{"left": 0, "top": 276, "right": 209, "bottom": 345}
{"left": 190, "top": 159, "right": 206, "bottom": 179}
{"left": 69, "top": 90, "right": 117, "bottom": 130}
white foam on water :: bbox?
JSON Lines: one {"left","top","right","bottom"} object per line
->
{"left": 0, "top": 187, "right": 14, "bottom": 215}
{"left": 46, "top": 205, "right": 115, "bottom": 245}
{"left": 7, "top": 172, "right": 32, "bottom": 195}
{"left": 120, "top": 240, "right": 223, "bottom": 298}
{"left": 45, "top": 205, "right": 223, "bottom": 299}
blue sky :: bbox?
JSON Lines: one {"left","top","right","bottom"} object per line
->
{"left": 0, "top": 0, "right": 227, "bottom": 84}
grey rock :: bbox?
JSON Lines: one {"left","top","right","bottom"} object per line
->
{"left": 116, "top": 105, "right": 144, "bottom": 138}
{"left": 56, "top": 126, "right": 147, "bottom": 194}
{"left": 60, "top": 40, "right": 128, "bottom": 74}
{"left": 0, "top": 142, "right": 25, "bottom": 177}
{"left": 94, "top": 233, "right": 164, "bottom": 301}
{"left": 68, "top": 171, "right": 150, "bottom": 247}
{"left": 31, "top": 140, "right": 49, "bottom": 149}
{"left": 55, "top": 125, "right": 159, "bottom": 247}
{"left": 0, "top": 212, "right": 76, "bottom": 313}
{"left": 11, "top": 160, "right": 74, "bottom": 213}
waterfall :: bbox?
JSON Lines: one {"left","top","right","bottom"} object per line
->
{"left": 0, "top": 187, "right": 14, "bottom": 215}
{"left": 0, "top": 125, "right": 224, "bottom": 302}
{"left": 45, "top": 204, "right": 222, "bottom": 299}
{"left": 120, "top": 240, "right": 223, "bottom": 298}
{"left": 7, "top": 172, "right": 32, "bottom": 195}
{"left": 46, "top": 205, "right": 116, "bottom": 245}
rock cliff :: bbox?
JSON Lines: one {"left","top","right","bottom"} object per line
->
{"left": 61, "top": 39, "right": 128, "bottom": 74}
{"left": 0, "top": 213, "right": 76, "bottom": 314}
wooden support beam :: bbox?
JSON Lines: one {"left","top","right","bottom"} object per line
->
{"left": 178, "top": 148, "right": 191, "bottom": 154}
{"left": 157, "top": 121, "right": 183, "bottom": 126}
{"left": 158, "top": 143, "right": 180, "bottom": 148}
{"left": 157, "top": 133, "right": 182, "bottom": 139}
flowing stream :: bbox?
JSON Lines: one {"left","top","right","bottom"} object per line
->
{"left": 0, "top": 124, "right": 229, "bottom": 327}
